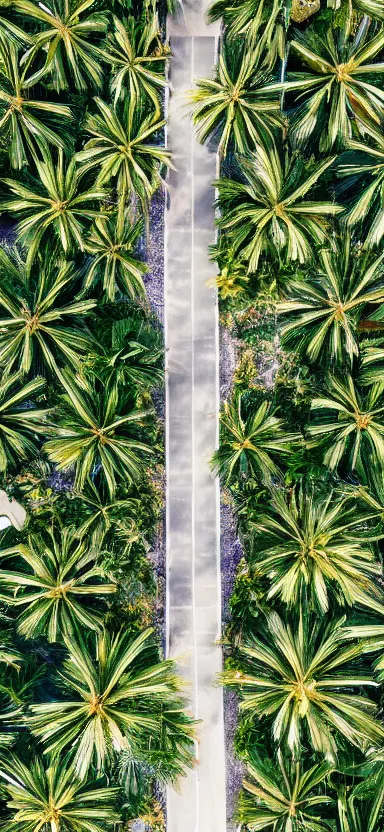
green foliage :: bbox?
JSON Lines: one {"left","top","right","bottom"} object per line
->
{"left": 84, "top": 213, "right": 147, "bottom": 301}
{"left": 0, "top": 754, "right": 119, "bottom": 831}
{"left": 265, "top": 25, "right": 384, "bottom": 151}
{"left": 16, "top": 0, "right": 108, "bottom": 92}
{"left": 70, "top": 480, "right": 141, "bottom": 549}
{"left": 107, "top": 12, "right": 168, "bottom": 114}
{"left": 207, "top": 0, "right": 286, "bottom": 64}
{"left": 85, "top": 313, "right": 163, "bottom": 391}
{"left": 28, "top": 627, "right": 195, "bottom": 778}
{"left": 0, "top": 0, "right": 189, "bottom": 825}
{"left": 216, "top": 145, "right": 341, "bottom": 271}
{"left": 248, "top": 482, "right": 384, "bottom": 613}
{"left": 0, "top": 249, "right": 95, "bottom": 376}
{"left": 1, "top": 150, "right": 105, "bottom": 268}
{"left": 76, "top": 98, "right": 172, "bottom": 216}
{"left": 354, "top": 0, "right": 384, "bottom": 17}
{"left": 239, "top": 751, "right": 334, "bottom": 832}
{"left": 44, "top": 370, "right": 153, "bottom": 496}
{"left": 213, "top": 393, "right": 297, "bottom": 485}
{"left": 338, "top": 125, "right": 384, "bottom": 248}
{"left": 3, "top": 0, "right": 384, "bottom": 824}
{"left": 278, "top": 237, "right": 384, "bottom": 366}
{"left": 0, "top": 35, "right": 72, "bottom": 169}
{"left": 208, "top": 0, "right": 384, "bottom": 828}
{"left": 0, "top": 525, "right": 116, "bottom": 641}
{"left": 0, "top": 373, "right": 49, "bottom": 471}
{"left": 308, "top": 375, "right": 384, "bottom": 476}
{"left": 360, "top": 338, "right": 384, "bottom": 386}
{"left": 223, "top": 612, "right": 384, "bottom": 758}
{"left": 189, "top": 40, "right": 283, "bottom": 156}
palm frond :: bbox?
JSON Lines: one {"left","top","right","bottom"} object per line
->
{"left": 216, "top": 145, "right": 341, "bottom": 270}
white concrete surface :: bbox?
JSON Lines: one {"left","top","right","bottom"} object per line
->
{"left": 165, "top": 32, "right": 226, "bottom": 832}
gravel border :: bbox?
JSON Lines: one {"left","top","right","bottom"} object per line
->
{"left": 144, "top": 187, "right": 166, "bottom": 654}
{"left": 143, "top": 188, "right": 168, "bottom": 826}
{"left": 219, "top": 321, "right": 245, "bottom": 832}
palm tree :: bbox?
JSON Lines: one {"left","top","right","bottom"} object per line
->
{"left": 0, "top": 3, "right": 32, "bottom": 44}
{"left": 337, "top": 778, "right": 384, "bottom": 832}
{"left": 87, "top": 313, "right": 163, "bottom": 391}
{"left": 216, "top": 145, "right": 341, "bottom": 271}
{"left": 76, "top": 99, "right": 172, "bottom": 217}
{"left": 337, "top": 745, "right": 384, "bottom": 832}
{"left": 353, "top": 461, "right": 384, "bottom": 520}
{"left": 84, "top": 213, "right": 147, "bottom": 302}
{"left": 0, "top": 250, "right": 95, "bottom": 376}
{"left": 1, "top": 150, "right": 105, "bottom": 270}
{"left": 0, "top": 650, "right": 45, "bottom": 710}
{"left": 343, "top": 622, "right": 384, "bottom": 680}
{"left": 71, "top": 480, "right": 140, "bottom": 549}
{"left": 278, "top": 237, "right": 384, "bottom": 365}
{"left": 354, "top": 0, "right": 384, "bottom": 18}
{"left": 239, "top": 750, "right": 334, "bottom": 832}
{"left": 107, "top": 13, "right": 168, "bottom": 115}
{"left": 0, "top": 36, "right": 72, "bottom": 169}
{"left": 28, "top": 627, "right": 195, "bottom": 778}
{"left": 222, "top": 612, "right": 384, "bottom": 759}
{"left": 189, "top": 41, "right": 283, "bottom": 156}
{"left": 308, "top": 375, "right": 384, "bottom": 476}
{"left": 0, "top": 754, "right": 119, "bottom": 832}
{"left": 249, "top": 483, "right": 384, "bottom": 613}
{"left": 207, "top": 0, "right": 285, "bottom": 66}
{"left": 360, "top": 339, "right": 384, "bottom": 386}
{"left": 43, "top": 370, "right": 153, "bottom": 496}
{"left": 0, "top": 374, "right": 49, "bottom": 471}
{"left": 338, "top": 125, "right": 384, "bottom": 248}
{"left": 16, "top": 0, "right": 108, "bottom": 91}
{"left": 0, "top": 526, "right": 116, "bottom": 642}
{"left": 264, "top": 25, "right": 384, "bottom": 151}
{"left": 212, "top": 394, "right": 297, "bottom": 485}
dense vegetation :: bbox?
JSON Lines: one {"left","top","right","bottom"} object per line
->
{"left": 0, "top": 1, "right": 195, "bottom": 829}
{"left": 191, "top": 0, "right": 384, "bottom": 828}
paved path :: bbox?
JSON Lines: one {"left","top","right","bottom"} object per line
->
{"left": 164, "top": 19, "right": 226, "bottom": 832}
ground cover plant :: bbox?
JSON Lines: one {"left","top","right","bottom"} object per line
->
{"left": 0, "top": 1, "right": 195, "bottom": 829}
{"left": 191, "top": 0, "right": 384, "bottom": 827}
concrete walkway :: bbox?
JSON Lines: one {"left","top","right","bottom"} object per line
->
{"left": 164, "top": 16, "right": 226, "bottom": 832}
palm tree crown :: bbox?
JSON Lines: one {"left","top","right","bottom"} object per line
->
{"left": 207, "top": 0, "right": 285, "bottom": 64}
{"left": 0, "top": 36, "right": 72, "bottom": 169}
{"left": 216, "top": 144, "right": 341, "bottom": 271}
{"left": 189, "top": 41, "right": 283, "bottom": 156}
{"left": 76, "top": 99, "right": 172, "bottom": 217}
{"left": 239, "top": 751, "right": 334, "bottom": 832}
{"left": 28, "top": 627, "right": 195, "bottom": 778}
{"left": 1, "top": 149, "right": 105, "bottom": 269}
{"left": 278, "top": 237, "right": 384, "bottom": 365}
{"left": 249, "top": 483, "right": 383, "bottom": 612}
{"left": 107, "top": 13, "right": 168, "bottom": 114}
{"left": 265, "top": 25, "right": 384, "bottom": 151}
{"left": 84, "top": 213, "right": 147, "bottom": 302}
{"left": 308, "top": 375, "right": 384, "bottom": 476}
{"left": 16, "top": 0, "right": 108, "bottom": 91}
{"left": 212, "top": 394, "right": 297, "bottom": 485}
{"left": 0, "top": 754, "right": 119, "bottom": 832}
{"left": 0, "top": 526, "right": 116, "bottom": 642}
{"left": 222, "top": 612, "right": 384, "bottom": 759}
{"left": 0, "top": 250, "right": 95, "bottom": 376}
{"left": 43, "top": 370, "right": 153, "bottom": 496}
